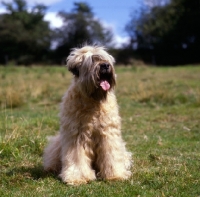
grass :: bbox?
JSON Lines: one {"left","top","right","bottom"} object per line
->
{"left": 0, "top": 65, "right": 200, "bottom": 196}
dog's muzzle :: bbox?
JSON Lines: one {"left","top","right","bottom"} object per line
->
{"left": 100, "top": 63, "right": 110, "bottom": 73}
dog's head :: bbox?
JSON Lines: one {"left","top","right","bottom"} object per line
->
{"left": 66, "top": 45, "right": 116, "bottom": 100}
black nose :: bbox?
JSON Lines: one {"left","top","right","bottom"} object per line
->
{"left": 100, "top": 63, "right": 110, "bottom": 70}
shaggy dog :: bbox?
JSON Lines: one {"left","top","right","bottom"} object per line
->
{"left": 43, "top": 45, "right": 132, "bottom": 185}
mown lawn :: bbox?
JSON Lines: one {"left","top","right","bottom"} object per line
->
{"left": 0, "top": 65, "right": 200, "bottom": 197}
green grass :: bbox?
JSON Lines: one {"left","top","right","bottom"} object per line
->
{"left": 0, "top": 65, "right": 200, "bottom": 196}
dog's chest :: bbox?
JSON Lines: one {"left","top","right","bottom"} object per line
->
{"left": 61, "top": 90, "right": 119, "bottom": 136}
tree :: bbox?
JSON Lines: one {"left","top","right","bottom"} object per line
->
{"left": 54, "top": 2, "right": 113, "bottom": 63}
{"left": 125, "top": 0, "right": 200, "bottom": 64}
{"left": 0, "top": 0, "right": 52, "bottom": 65}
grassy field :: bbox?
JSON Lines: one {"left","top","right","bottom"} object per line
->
{"left": 0, "top": 65, "right": 200, "bottom": 197}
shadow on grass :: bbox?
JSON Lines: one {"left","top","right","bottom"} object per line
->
{"left": 6, "top": 164, "right": 60, "bottom": 181}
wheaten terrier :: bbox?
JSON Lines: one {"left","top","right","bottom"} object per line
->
{"left": 43, "top": 45, "right": 132, "bottom": 185}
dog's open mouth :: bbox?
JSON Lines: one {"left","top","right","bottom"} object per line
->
{"left": 100, "top": 80, "right": 110, "bottom": 91}
{"left": 98, "top": 63, "right": 112, "bottom": 91}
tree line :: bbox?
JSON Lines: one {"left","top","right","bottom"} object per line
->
{"left": 125, "top": 0, "right": 200, "bottom": 65}
{"left": 0, "top": 0, "right": 199, "bottom": 65}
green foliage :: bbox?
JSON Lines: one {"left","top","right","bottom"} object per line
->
{"left": 0, "top": 0, "right": 52, "bottom": 65}
{"left": 0, "top": 1, "right": 114, "bottom": 65}
{"left": 0, "top": 65, "right": 200, "bottom": 196}
{"left": 126, "top": 0, "right": 200, "bottom": 49}
{"left": 125, "top": 0, "right": 200, "bottom": 64}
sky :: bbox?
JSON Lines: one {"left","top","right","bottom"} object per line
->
{"left": 0, "top": 0, "right": 152, "bottom": 47}
{"left": 42, "top": 0, "right": 145, "bottom": 47}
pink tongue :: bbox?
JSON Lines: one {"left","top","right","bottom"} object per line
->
{"left": 100, "top": 80, "right": 110, "bottom": 91}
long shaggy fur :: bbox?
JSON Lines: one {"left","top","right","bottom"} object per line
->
{"left": 43, "top": 45, "right": 132, "bottom": 185}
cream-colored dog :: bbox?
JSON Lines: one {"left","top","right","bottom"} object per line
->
{"left": 43, "top": 45, "right": 132, "bottom": 185}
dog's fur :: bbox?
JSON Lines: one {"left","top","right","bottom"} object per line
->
{"left": 43, "top": 45, "right": 132, "bottom": 185}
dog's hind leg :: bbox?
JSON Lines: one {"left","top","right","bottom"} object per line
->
{"left": 43, "top": 134, "right": 61, "bottom": 173}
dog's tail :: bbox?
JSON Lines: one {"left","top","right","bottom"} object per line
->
{"left": 43, "top": 134, "right": 61, "bottom": 173}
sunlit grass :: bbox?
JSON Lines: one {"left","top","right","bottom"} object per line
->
{"left": 0, "top": 66, "right": 71, "bottom": 109}
{"left": 0, "top": 65, "right": 200, "bottom": 196}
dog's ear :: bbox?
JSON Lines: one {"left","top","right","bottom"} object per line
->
{"left": 67, "top": 55, "right": 81, "bottom": 77}
{"left": 68, "top": 65, "right": 79, "bottom": 77}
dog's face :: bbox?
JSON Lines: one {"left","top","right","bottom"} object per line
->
{"left": 66, "top": 46, "right": 116, "bottom": 100}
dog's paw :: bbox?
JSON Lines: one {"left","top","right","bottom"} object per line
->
{"left": 60, "top": 175, "right": 95, "bottom": 185}
{"left": 97, "top": 168, "right": 132, "bottom": 181}
{"left": 59, "top": 169, "right": 96, "bottom": 185}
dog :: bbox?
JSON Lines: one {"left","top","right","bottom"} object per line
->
{"left": 43, "top": 45, "right": 132, "bottom": 185}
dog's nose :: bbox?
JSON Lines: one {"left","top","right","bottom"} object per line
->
{"left": 100, "top": 63, "right": 110, "bottom": 70}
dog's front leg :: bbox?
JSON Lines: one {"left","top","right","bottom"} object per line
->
{"left": 59, "top": 135, "right": 96, "bottom": 185}
{"left": 96, "top": 130, "right": 132, "bottom": 181}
